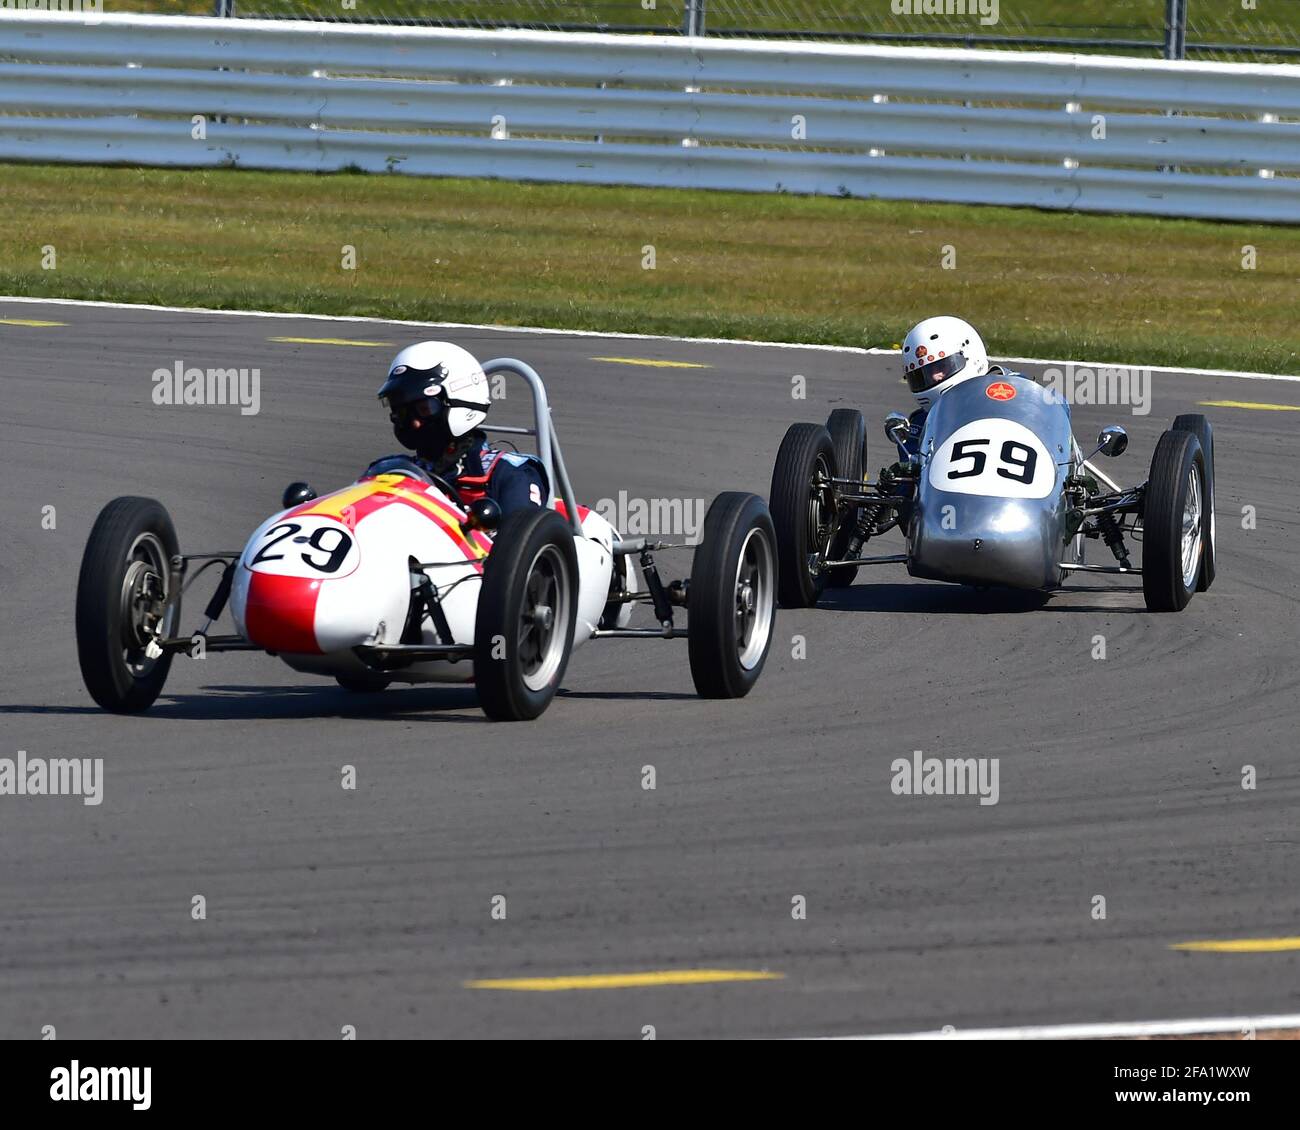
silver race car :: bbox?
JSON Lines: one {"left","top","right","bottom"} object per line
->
{"left": 768, "top": 371, "right": 1216, "bottom": 612}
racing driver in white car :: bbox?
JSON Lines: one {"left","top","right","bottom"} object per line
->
{"left": 372, "top": 341, "right": 547, "bottom": 517}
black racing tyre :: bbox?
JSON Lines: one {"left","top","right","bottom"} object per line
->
{"left": 1172, "top": 413, "right": 1216, "bottom": 591}
{"left": 769, "top": 423, "right": 836, "bottom": 608}
{"left": 75, "top": 496, "right": 181, "bottom": 713}
{"left": 688, "top": 492, "right": 777, "bottom": 699}
{"left": 473, "top": 508, "right": 578, "bottom": 721}
{"left": 1142, "top": 430, "right": 1207, "bottom": 612}
{"left": 825, "top": 409, "right": 866, "bottom": 588}
{"left": 336, "top": 673, "right": 392, "bottom": 693}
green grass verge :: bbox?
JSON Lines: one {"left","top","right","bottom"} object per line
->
{"left": 124, "top": 0, "right": 1168, "bottom": 37}
{"left": 2, "top": 163, "right": 1297, "bottom": 372}
{"left": 114, "top": 0, "right": 1299, "bottom": 55}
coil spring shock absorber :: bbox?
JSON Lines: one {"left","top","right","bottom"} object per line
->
{"left": 1097, "top": 512, "right": 1131, "bottom": 569}
{"left": 843, "top": 502, "right": 885, "bottom": 561}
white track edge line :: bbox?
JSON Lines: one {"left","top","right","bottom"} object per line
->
{"left": 830, "top": 1013, "right": 1300, "bottom": 1040}
{"left": 2, "top": 295, "right": 1298, "bottom": 382}
{"left": 0, "top": 295, "right": 859, "bottom": 353}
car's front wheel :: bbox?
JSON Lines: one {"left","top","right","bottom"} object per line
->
{"left": 76, "top": 497, "right": 181, "bottom": 712}
{"left": 1172, "top": 413, "right": 1216, "bottom": 591}
{"left": 769, "top": 423, "right": 837, "bottom": 608}
{"left": 1142, "top": 430, "right": 1207, "bottom": 612}
{"left": 688, "top": 492, "right": 777, "bottom": 699}
{"left": 473, "top": 508, "right": 579, "bottom": 721}
{"left": 824, "top": 409, "right": 866, "bottom": 589}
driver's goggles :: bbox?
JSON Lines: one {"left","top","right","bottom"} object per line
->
{"left": 386, "top": 397, "right": 444, "bottom": 425}
{"left": 905, "top": 351, "right": 967, "bottom": 394}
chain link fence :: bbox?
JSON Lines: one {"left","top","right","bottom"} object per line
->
{"left": 108, "top": 1, "right": 1300, "bottom": 62}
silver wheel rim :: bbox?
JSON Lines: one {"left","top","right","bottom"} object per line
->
{"left": 1201, "top": 473, "right": 1211, "bottom": 561}
{"left": 735, "top": 526, "right": 775, "bottom": 671}
{"left": 1180, "top": 464, "right": 1203, "bottom": 591}
{"left": 119, "top": 531, "right": 173, "bottom": 677}
{"left": 519, "top": 543, "right": 571, "bottom": 692}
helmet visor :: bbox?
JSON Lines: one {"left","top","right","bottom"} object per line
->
{"left": 386, "top": 395, "right": 445, "bottom": 430}
{"left": 905, "top": 351, "right": 967, "bottom": 395}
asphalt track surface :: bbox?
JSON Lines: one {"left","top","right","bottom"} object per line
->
{"left": 1, "top": 298, "right": 1297, "bottom": 1040}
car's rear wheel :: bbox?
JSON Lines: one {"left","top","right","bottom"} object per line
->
{"left": 688, "top": 492, "right": 777, "bottom": 699}
{"left": 824, "top": 409, "right": 866, "bottom": 588}
{"left": 473, "top": 508, "right": 578, "bottom": 721}
{"left": 76, "top": 497, "right": 181, "bottom": 713}
{"left": 1172, "top": 413, "right": 1216, "bottom": 591}
{"left": 769, "top": 423, "right": 836, "bottom": 608}
{"left": 1142, "top": 430, "right": 1206, "bottom": 612}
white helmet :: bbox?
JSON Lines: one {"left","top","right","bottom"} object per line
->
{"left": 377, "top": 341, "right": 490, "bottom": 456}
{"left": 901, "top": 316, "right": 989, "bottom": 410}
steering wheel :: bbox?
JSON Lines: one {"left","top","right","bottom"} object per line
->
{"left": 365, "top": 455, "right": 461, "bottom": 502}
{"left": 426, "top": 472, "right": 462, "bottom": 503}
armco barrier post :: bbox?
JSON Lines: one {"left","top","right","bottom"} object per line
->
{"left": 684, "top": 0, "right": 706, "bottom": 38}
{"left": 1164, "top": 0, "right": 1187, "bottom": 60}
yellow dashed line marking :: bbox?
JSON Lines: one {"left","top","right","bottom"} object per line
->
{"left": 590, "top": 356, "right": 712, "bottom": 369}
{"left": 269, "top": 336, "right": 392, "bottom": 347}
{"left": 0, "top": 317, "right": 65, "bottom": 327}
{"left": 1172, "top": 936, "right": 1300, "bottom": 953}
{"left": 1199, "top": 400, "right": 1300, "bottom": 412}
{"left": 466, "top": 969, "right": 784, "bottom": 991}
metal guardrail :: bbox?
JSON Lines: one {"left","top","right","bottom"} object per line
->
{"left": 1, "top": 11, "right": 1297, "bottom": 223}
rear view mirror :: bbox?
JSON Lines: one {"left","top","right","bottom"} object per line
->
{"left": 1097, "top": 425, "right": 1129, "bottom": 458}
{"left": 463, "top": 497, "right": 502, "bottom": 534}
{"left": 282, "top": 481, "right": 317, "bottom": 509}
{"left": 884, "top": 412, "right": 911, "bottom": 447}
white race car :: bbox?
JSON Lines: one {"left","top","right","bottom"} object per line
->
{"left": 75, "top": 360, "right": 777, "bottom": 721}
